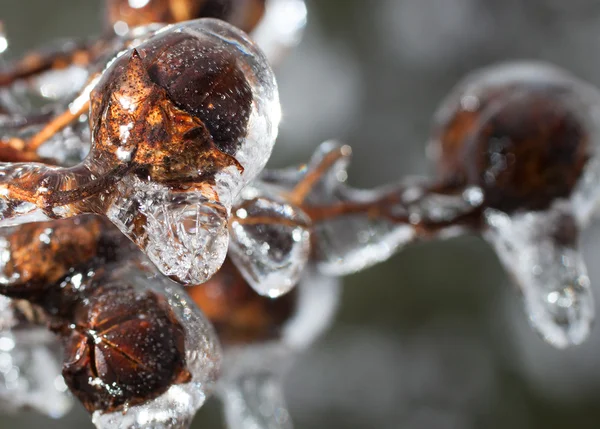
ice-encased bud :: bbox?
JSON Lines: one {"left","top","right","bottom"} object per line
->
{"left": 0, "top": 19, "right": 280, "bottom": 286}
{"left": 429, "top": 61, "right": 600, "bottom": 347}
{"left": 229, "top": 195, "right": 311, "bottom": 297}
{"left": 430, "top": 61, "right": 600, "bottom": 214}
{"left": 102, "top": 17, "right": 281, "bottom": 187}
{"left": 485, "top": 206, "right": 593, "bottom": 348}
{"left": 87, "top": 18, "right": 280, "bottom": 283}
{"left": 67, "top": 262, "right": 221, "bottom": 429}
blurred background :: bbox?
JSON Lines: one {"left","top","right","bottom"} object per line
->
{"left": 4, "top": 0, "right": 600, "bottom": 428}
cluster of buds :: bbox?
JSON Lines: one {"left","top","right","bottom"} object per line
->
{"left": 1, "top": 1, "right": 600, "bottom": 428}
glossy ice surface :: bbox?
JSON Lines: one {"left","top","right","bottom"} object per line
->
{"left": 0, "top": 19, "right": 281, "bottom": 285}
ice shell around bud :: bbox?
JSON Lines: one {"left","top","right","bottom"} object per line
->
{"left": 430, "top": 61, "right": 600, "bottom": 214}
{"left": 485, "top": 206, "right": 594, "bottom": 348}
{"left": 151, "top": 18, "right": 281, "bottom": 188}
{"left": 0, "top": 325, "right": 72, "bottom": 418}
{"left": 229, "top": 196, "right": 311, "bottom": 298}
{"left": 107, "top": 176, "right": 230, "bottom": 285}
{"left": 92, "top": 262, "right": 222, "bottom": 429}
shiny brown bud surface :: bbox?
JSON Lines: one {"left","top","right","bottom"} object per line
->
{"left": 61, "top": 284, "right": 190, "bottom": 413}
{"left": 431, "top": 63, "right": 595, "bottom": 213}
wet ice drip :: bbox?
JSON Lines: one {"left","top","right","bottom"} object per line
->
{"left": 0, "top": 19, "right": 280, "bottom": 285}
{"left": 0, "top": 296, "right": 72, "bottom": 418}
{"left": 57, "top": 261, "right": 222, "bottom": 429}
{"left": 229, "top": 190, "right": 311, "bottom": 298}
{"left": 259, "top": 141, "right": 481, "bottom": 276}
{"left": 430, "top": 61, "right": 600, "bottom": 347}
{"left": 485, "top": 207, "right": 593, "bottom": 347}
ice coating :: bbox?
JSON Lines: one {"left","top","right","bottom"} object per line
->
{"left": 430, "top": 61, "right": 600, "bottom": 213}
{"left": 67, "top": 261, "right": 222, "bottom": 429}
{"left": 485, "top": 207, "right": 593, "bottom": 348}
{"left": 0, "top": 19, "right": 280, "bottom": 285}
{"left": 106, "top": 177, "right": 230, "bottom": 285}
{"left": 229, "top": 195, "right": 311, "bottom": 297}
{"left": 430, "top": 61, "right": 600, "bottom": 347}
{"left": 260, "top": 141, "right": 481, "bottom": 276}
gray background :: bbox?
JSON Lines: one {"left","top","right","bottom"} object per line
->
{"left": 4, "top": 0, "right": 600, "bottom": 428}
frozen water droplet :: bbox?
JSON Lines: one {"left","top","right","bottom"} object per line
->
{"left": 485, "top": 206, "right": 594, "bottom": 348}
{"left": 107, "top": 176, "right": 230, "bottom": 285}
{"left": 90, "top": 262, "right": 222, "bottom": 428}
{"left": 229, "top": 196, "right": 311, "bottom": 298}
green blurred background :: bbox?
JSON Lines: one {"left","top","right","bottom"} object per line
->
{"left": 4, "top": 0, "right": 600, "bottom": 428}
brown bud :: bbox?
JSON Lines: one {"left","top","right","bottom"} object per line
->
{"left": 0, "top": 217, "right": 104, "bottom": 299}
{"left": 188, "top": 258, "right": 297, "bottom": 346}
{"left": 431, "top": 63, "right": 593, "bottom": 213}
{"left": 89, "top": 22, "right": 252, "bottom": 186}
{"left": 61, "top": 284, "right": 190, "bottom": 413}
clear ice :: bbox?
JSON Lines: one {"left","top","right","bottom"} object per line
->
{"left": 106, "top": 176, "right": 231, "bottom": 285}
{"left": 260, "top": 141, "right": 481, "bottom": 276}
{"left": 0, "top": 19, "right": 281, "bottom": 285}
{"left": 448, "top": 62, "right": 600, "bottom": 348}
{"left": 92, "top": 261, "right": 222, "bottom": 429}
{"left": 485, "top": 206, "right": 593, "bottom": 348}
{"left": 229, "top": 193, "right": 311, "bottom": 298}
